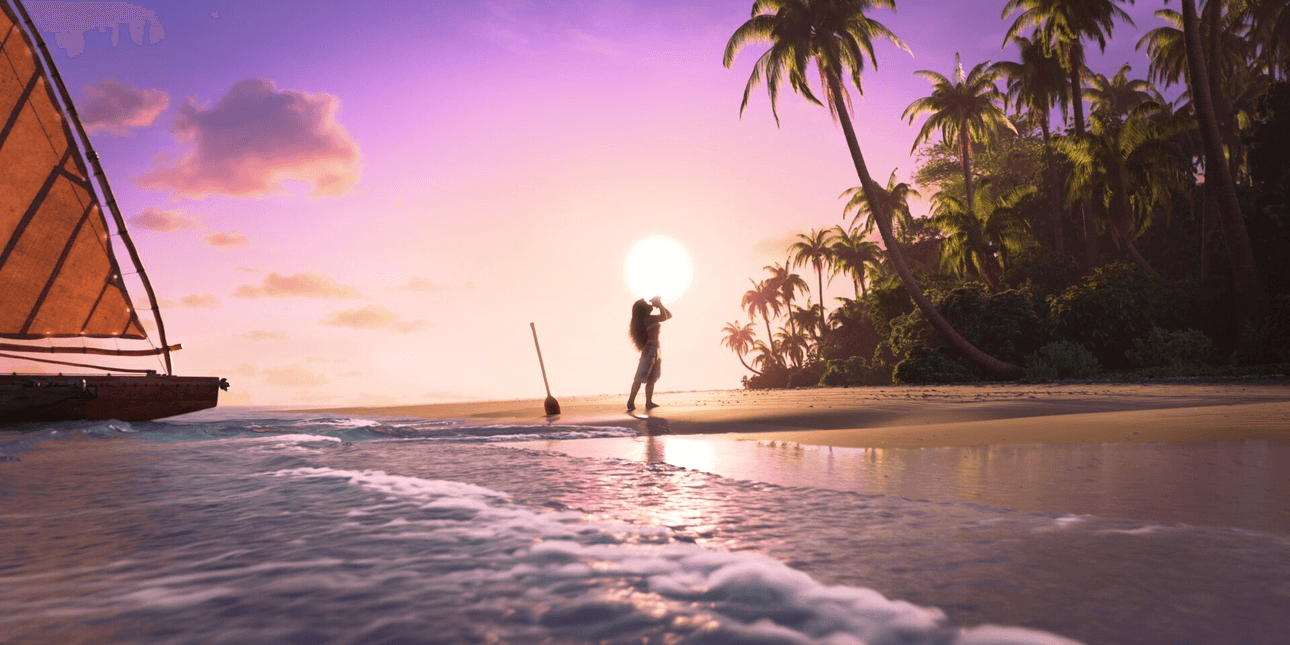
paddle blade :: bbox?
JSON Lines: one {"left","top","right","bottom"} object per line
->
{"left": 544, "top": 396, "right": 561, "bottom": 416}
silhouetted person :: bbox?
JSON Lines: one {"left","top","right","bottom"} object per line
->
{"left": 627, "top": 296, "right": 672, "bottom": 411}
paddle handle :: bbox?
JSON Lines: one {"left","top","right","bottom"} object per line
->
{"left": 530, "top": 322, "right": 552, "bottom": 397}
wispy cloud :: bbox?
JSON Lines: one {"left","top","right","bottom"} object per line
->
{"left": 130, "top": 207, "right": 201, "bottom": 232}
{"left": 238, "top": 330, "right": 286, "bottom": 341}
{"left": 178, "top": 293, "right": 219, "bottom": 308}
{"left": 80, "top": 77, "right": 168, "bottom": 135}
{"left": 137, "top": 78, "right": 361, "bottom": 198}
{"left": 396, "top": 276, "right": 445, "bottom": 292}
{"left": 204, "top": 231, "right": 250, "bottom": 248}
{"left": 321, "top": 305, "right": 428, "bottom": 333}
{"left": 234, "top": 272, "right": 360, "bottom": 299}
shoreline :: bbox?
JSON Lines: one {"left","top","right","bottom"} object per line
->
{"left": 304, "top": 382, "right": 1290, "bottom": 448}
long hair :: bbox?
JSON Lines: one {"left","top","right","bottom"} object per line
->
{"left": 629, "top": 299, "right": 652, "bottom": 351}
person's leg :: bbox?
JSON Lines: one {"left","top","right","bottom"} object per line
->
{"left": 644, "top": 381, "right": 655, "bottom": 408}
{"left": 627, "top": 382, "right": 641, "bottom": 410}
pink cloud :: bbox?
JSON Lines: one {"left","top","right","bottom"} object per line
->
{"left": 234, "top": 272, "right": 359, "bottom": 299}
{"left": 396, "top": 276, "right": 445, "bottom": 292}
{"left": 80, "top": 78, "right": 168, "bottom": 135}
{"left": 179, "top": 293, "right": 220, "bottom": 308}
{"left": 130, "top": 207, "right": 201, "bottom": 232}
{"left": 204, "top": 231, "right": 250, "bottom": 248}
{"left": 136, "top": 78, "right": 361, "bottom": 198}
{"left": 263, "top": 365, "right": 328, "bottom": 388}
{"left": 321, "top": 305, "right": 428, "bottom": 333}
{"left": 238, "top": 330, "right": 286, "bottom": 341}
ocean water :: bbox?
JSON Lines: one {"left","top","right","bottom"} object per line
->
{"left": 1, "top": 409, "right": 1287, "bottom": 645}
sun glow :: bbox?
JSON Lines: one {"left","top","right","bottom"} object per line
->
{"left": 624, "top": 235, "right": 693, "bottom": 302}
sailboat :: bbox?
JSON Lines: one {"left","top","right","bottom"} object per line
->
{"left": 1, "top": 0, "right": 224, "bottom": 421}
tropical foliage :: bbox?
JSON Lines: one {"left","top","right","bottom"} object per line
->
{"left": 717, "top": 0, "right": 1290, "bottom": 388}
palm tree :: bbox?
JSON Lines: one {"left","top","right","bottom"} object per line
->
{"left": 764, "top": 261, "right": 809, "bottom": 342}
{"left": 1084, "top": 63, "right": 1164, "bottom": 121}
{"left": 788, "top": 229, "right": 835, "bottom": 338}
{"left": 828, "top": 224, "right": 884, "bottom": 297}
{"left": 748, "top": 340, "right": 780, "bottom": 373}
{"left": 994, "top": 33, "right": 1070, "bottom": 253}
{"left": 741, "top": 278, "right": 782, "bottom": 360}
{"left": 1055, "top": 107, "right": 1192, "bottom": 282}
{"left": 721, "top": 320, "right": 763, "bottom": 375}
{"left": 726, "top": 0, "right": 1026, "bottom": 379}
{"left": 1003, "top": 0, "right": 1137, "bottom": 268}
{"left": 839, "top": 169, "right": 920, "bottom": 240}
{"left": 775, "top": 325, "right": 811, "bottom": 369}
{"left": 903, "top": 53, "right": 1015, "bottom": 223}
{"left": 929, "top": 181, "right": 1037, "bottom": 286}
{"left": 1175, "top": 0, "right": 1268, "bottom": 322}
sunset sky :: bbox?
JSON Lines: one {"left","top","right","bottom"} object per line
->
{"left": 4, "top": 0, "right": 1169, "bottom": 406}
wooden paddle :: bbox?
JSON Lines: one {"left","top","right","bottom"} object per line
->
{"left": 529, "top": 322, "right": 560, "bottom": 415}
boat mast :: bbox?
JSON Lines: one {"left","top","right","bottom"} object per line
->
{"left": 11, "top": 0, "right": 174, "bottom": 375}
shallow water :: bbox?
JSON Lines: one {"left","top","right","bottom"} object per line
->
{"left": 1, "top": 410, "right": 1287, "bottom": 645}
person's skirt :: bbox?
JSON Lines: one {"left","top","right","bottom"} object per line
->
{"left": 634, "top": 346, "right": 661, "bottom": 384}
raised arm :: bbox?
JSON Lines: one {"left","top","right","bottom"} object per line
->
{"left": 650, "top": 297, "right": 673, "bottom": 322}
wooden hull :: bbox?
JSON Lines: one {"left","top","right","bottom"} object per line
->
{"left": 0, "top": 374, "right": 222, "bottom": 422}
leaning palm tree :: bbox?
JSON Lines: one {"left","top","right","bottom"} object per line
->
{"left": 994, "top": 32, "right": 1070, "bottom": 253}
{"left": 828, "top": 224, "right": 884, "bottom": 298}
{"left": 788, "top": 229, "right": 835, "bottom": 338}
{"left": 741, "top": 278, "right": 783, "bottom": 361}
{"left": 1174, "top": 0, "right": 1267, "bottom": 321}
{"left": 903, "top": 53, "right": 1015, "bottom": 222}
{"left": 839, "top": 169, "right": 920, "bottom": 240}
{"left": 726, "top": 0, "right": 1026, "bottom": 379}
{"left": 721, "top": 320, "right": 763, "bottom": 375}
{"left": 1003, "top": 0, "right": 1137, "bottom": 268}
{"left": 764, "top": 261, "right": 809, "bottom": 343}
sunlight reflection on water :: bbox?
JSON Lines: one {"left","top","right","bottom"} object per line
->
{"left": 510, "top": 436, "right": 1290, "bottom": 533}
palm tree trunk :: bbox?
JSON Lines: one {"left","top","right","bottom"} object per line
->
{"left": 815, "top": 263, "right": 826, "bottom": 340}
{"left": 1111, "top": 195, "right": 1167, "bottom": 283}
{"left": 960, "top": 123, "right": 975, "bottom": 220}
{"left": 1200, "top": 183, "right": 1214, "bottom": 290}
{"left": 762, "top": 313, "right": 777, "bottom": 365}
{"left": 1203, "top": 0, "right": 1242, "bottom": 184}
{"left": 737, "top": 353, "right": 763, "bottom": 376}
{"left": 1040, "top": 113, "right": 1065, "bottom": 254}
{"left": 1068, "top": 44, "right": 1099, "bottom": 269}
{"left": 1181, "top": 0, "right": 1268, "bottom": 323}
{"left": 830, "top": 86, "right": 1026, "bottom": 380}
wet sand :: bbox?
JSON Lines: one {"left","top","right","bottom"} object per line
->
{"left": 313, "top": 382, "right": 1290, "bottom": 448}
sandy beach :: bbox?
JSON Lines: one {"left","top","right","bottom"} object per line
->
{"left": 313, "top": 382, "right": 1290, "bottom": 448}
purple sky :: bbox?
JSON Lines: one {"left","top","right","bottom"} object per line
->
{"left": 6, "top": 0, "right": 1169, "bottom": 405}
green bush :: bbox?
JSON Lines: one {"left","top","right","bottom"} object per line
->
{"left": 1047, "top": 263, "right": 1167, "bottom": 369}
{"left": 1128, "top": 327, "right": 1216, "bottom": 369}
{"left": 786, "top": 361, "right": 827, "bottom": 389}
{"left": 999, "top": 249, "right": 1082, "bottom": 298}
{"left": 938, "top": 284, "right": 1048, "bottom": 366}
{"left": 869, "top": 341, "right": 897, "bottom": 385}
{"left": 893, "top": 346, "right": 975, "bottom": 384}
{"left": 820, "top": 356, "right": 868, "bottom": 387}
{"left": 887, "top": 309, "right": 939, "bottom": 363}
{"left": 1024, "top": 340, "right": 1100, "bottom": 382}
{"left": 742, "top": 362, "right": 790, "bottom": 390}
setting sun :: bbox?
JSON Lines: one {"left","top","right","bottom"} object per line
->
{"left": 624, "top": 235, "right": 693, "bottom": 302}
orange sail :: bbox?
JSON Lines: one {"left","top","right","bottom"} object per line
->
{"left": 1, "top": 1, "right": 146, "bottom": 341}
